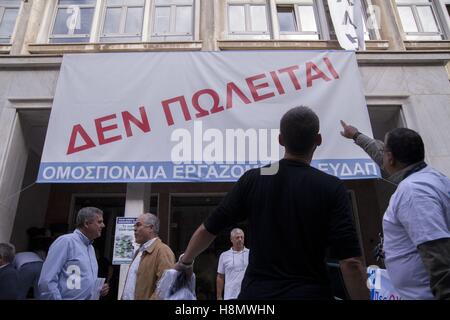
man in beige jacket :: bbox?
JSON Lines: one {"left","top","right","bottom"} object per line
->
{"left": 122, "top": 213, "right": 175, "bottom": 300}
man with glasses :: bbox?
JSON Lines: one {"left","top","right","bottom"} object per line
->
{"left": 340, "top": 121, "right": 450, "bottom": 300}
{"left": 121, "top": 213, "right": 175, "bottom": 300}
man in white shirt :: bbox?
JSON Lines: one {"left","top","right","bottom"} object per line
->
{"left": 216, "top": 228, "right": 249, "bottom": 300}
{"left": 341, "top": 123, "right": 450, "bottom": 300}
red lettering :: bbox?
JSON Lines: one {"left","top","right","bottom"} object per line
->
{"left": 270, "top": 71, "right": 285, "bottom": 95}
{"left": 278, "top": 65, "right": 301, "bottom": 90}
{"left": 66, "top": 124, "right": 96, "bottom": 155}
{"left": 246, "top": 73, "right": 275, "bottom": 102}
{"left": 192, "top": 89, "right": 224, "bottom": 117}
{"left": 306, "top": 62, "right": 331, "bottom": 87}
{"left": 323, "top": 57, "right": 340, "bottom": 79}
{"left": 95, "top": 114, "right": 122, "bottom": 145}
{"left": 121, "top": 106, "right": 151, "bottom": 138}
{"left": 161, "top": 96, "right": 192, "bottom": 126}
{"left": 226, "top": 82, "right": 251, "bottom": 109}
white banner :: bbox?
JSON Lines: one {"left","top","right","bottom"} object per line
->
{"left": 327, "top": 0, "right": 366, "bottom": 51}
{"left": 38, "top": 51, "right": 380, "bottom": 183}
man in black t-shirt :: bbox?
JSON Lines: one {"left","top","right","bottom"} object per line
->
{"left": 175, "top": 106, "right": 369, "bottom": 300}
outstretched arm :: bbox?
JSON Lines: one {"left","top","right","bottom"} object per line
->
{"left": 174, "top": 224, "right": 216, "bottom": 274}
{"left": 340, "top": 120, "right": 384, "bottom": 168}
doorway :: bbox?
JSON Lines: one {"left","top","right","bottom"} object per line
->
{"left": 169, "top": 194, "right": 248, "bottom": 300}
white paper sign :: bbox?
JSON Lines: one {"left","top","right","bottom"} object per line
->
{"left": 112, "top": 217, "right": 138, "bottom": 265}
{"left": 367, "top": 266, "right": 402, "bottom": 300}
{"left": 90, "top": 277, "right": 105, "bottom": 300}
{"left": 38, "top": 51, "right": 379, "bottom": 183}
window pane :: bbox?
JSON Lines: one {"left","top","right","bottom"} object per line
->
{"left": 154, "top": 7, "right": 170, "bottom": 33}
{"left": 103, "top": 8, "right": 121, "bottom": 34}
{"left": 397, "top": 7, "right": 419, "bottom": 32}
{"left": 155, "top": 0, "right": 193, "bottom": 4}
{"left": 50, "top": 36, "right": 90, "bottom": 43}
{"left": 107, "top": 0, "right": 144, "bottom": 5}
{"left": 0, "top": 1, "right": 21, "bottom": 5}
{"left": 74, "top": 7, "right": 94, "bottom": 34}
{"left": 53, "top": 7, "right": 93, "bottom": 35}
{"left": 100, "top": 36, "right": 142, "bottom": 42}
{"left": 417, "top": 6, "right": 438, "bottom": 32}
{"left": 250, "top": 5, "right": 267, "bottom": 32}
{"left": 298, "top": 6, "right": 317, "bottom": 32}
{"left": 125, "top": 7, "right": 144, "bottom": 34}
{"left": 277, "top": 6, "right": 297, "bottom": 32}
{"left": 396, "top": 0, "right": 430, "bottom": 3}
{"left": 229, "top": 5, "right": 245, "bottom": 32}
{"left": 52, "top": 8, "right": 71, "bottom": 34}
{"left": 0, "top": 8, "right": 18, "bottom": 36}
{"left": 175, "top": 6, "right": 192, "bottom": 33}
{"left": 58, "top": 0, "right": 95, "bottom": 5}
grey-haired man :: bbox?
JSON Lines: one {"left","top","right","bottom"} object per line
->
{"left": 0, "top": 243, "right": 19, "bottom": 299}
{"left": 38, "top": 207, "right": 109, "bottom": 299}
{"left": 216, "top": 228, "right": 249, "bottom": 300}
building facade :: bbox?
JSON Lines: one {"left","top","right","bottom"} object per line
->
{"left": 1, "top": 0, "right": 450, "bottom": 299}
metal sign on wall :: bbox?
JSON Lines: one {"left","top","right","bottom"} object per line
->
{"left": 38, "top": 51, "right": 380, "bottom": 183}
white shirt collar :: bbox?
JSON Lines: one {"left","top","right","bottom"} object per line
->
{"left": 139, "top": 237, "right": 158, "bottom": 252}
{"left": 231, "top": 247, "right": 247, "bottom": 253}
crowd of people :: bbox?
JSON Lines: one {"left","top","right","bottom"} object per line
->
{"left": 0, "top": 106, "right": 448, "bottom": 300}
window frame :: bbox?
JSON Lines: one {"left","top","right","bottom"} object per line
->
{"left": 227, "top": 1, "right": 271, "bottom": 38}
{"left": 44, "top": 0, "right": 199, "bottom": 44}
{"left": 275, "top": 1, "right": 321, "bottom": 40}
{"left": 99, "top": 0, "right": 146, "bottom": 43}
{"left": 224, "top": 0, "right": 338, "bottom": 41}
{"left": 150, "top": 0, "right": 195, "bottom": 41}
{"left": 48, "top": 0, "right": 97, "bottom": 43}
{"left": 361, "top": 0, "right": 381, "bottom": 41}
{"left": 396, "top": 0, "right": 445, "bottom": 40}
{"left": 0, "top": 0, "right": 21, "bottom": 44}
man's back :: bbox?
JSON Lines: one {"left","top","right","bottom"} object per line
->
{"left": 205, "top": 159, "right": 361, "bottom": 299}
{"left": 0, "top": 264, "right": 19, "bottom": 300}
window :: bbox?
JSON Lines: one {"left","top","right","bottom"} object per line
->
{"left": 443, "top": 0, "right": 450, "bottom": 21}
{"left": 228, "top": 2, "right": 269, "bottom": 39}
{"left": 50, "top": 0, "right": 96, "bottom": 43}
{"left": 100, "top": 0, "right": 145, "bottom": 42}
{"left": 361, "top": 0, "right": 380, "bottom": 40}
{"left": 276, "top": 1, "right": 319, "bottom": 40}
{"left": 0, "top": 0, "right": 21, "bottom": 44}
{"left": 367, "top": 106, "right": 405, "bottom": 141}
{"left": 46, "top": 0, "right": 198, "bottom": 43}
{"left": 396, "top": 0, "right": 443, "bottom": 40}
{"left": 151, "top": 0, "right": 194, "bottom": 41}
{"left": 225, "top": 0, "right": 374, "bottom": 42}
